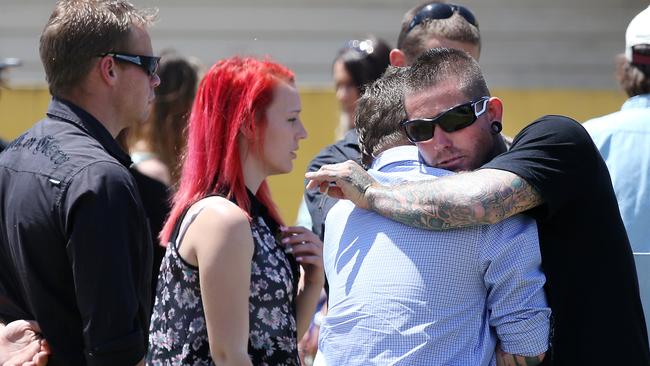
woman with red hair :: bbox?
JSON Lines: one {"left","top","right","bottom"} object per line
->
{"left": 147, "top": 57, "right": 323, "bottom": 365}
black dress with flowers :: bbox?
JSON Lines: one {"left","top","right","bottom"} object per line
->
{"left": 146, "top": 193, "right": 301, "bottom": 366}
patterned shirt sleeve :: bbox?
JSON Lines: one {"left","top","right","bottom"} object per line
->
{"left": 479, "top": 214, "right": 551, "bottom": 356}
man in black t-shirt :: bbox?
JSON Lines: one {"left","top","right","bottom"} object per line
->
{"left": 306, "top": 48, "right": 650, "bottom": 365}
{"left": 304, "top": 1, "right": 482, "bottom": 240}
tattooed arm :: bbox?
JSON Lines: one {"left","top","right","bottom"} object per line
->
{"left": 305, "top": 161, "right": 542, "bottom": 230}
{"left": 496, "top": 347, "right": 545, "bottom": 366}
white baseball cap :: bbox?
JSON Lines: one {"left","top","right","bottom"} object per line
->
{"left": 626, "top": 5, "right": 650, "bottom": 64}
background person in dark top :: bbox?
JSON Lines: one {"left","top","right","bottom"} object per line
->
{"left": 304, "top": 1, "right": 482, "bottom": 241}
{"left": 127, "top": 50, "right": 200, "bottom": 188}
{"left": 303, "top": 37, "right": 391, "bottom": 240}
{"left": 117, "top": 129, "right": 171, "bottom": 313}
{"left": 0, "top": 1, "right": 160, "bottom": 365}
{"left": 307, "top": 48, "right": 650, "bottom": 365}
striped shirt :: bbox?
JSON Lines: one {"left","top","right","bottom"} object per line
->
{"left": 319, "top": 145, "right": 550, "bottom": 365}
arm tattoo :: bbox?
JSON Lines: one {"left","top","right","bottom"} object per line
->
{"left": 368, "top": 169, "right": 542, "bottom": 230}
{"left": 496, "top": 347, "right": 545, "bottom": 366}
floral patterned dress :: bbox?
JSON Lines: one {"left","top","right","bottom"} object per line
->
{"left": 147, "top": 193, "right": 301, "bottom": 365}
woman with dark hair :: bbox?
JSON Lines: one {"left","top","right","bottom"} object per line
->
{"left": 302, "top": 37, "right": 391, "bottom": 240}
{"left": 332, "top": 38, "right": 391, "bottom": 136}
{"left": 147, "top": 57, "right": 324, "bottom": 365}
{"left": 129, "top": 50, "right": 200, "bottom": 188}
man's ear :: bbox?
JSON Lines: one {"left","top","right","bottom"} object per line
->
{"left": 97, "top": 56, "right": 118, "bottom": 86}
{"left": 487, "top": 97, "right": 503, "bottom": 123}
{"left": 389, "top": 49, "right": 407, "bottom": 67}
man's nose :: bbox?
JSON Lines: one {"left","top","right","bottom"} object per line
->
{"left": 431, "top": 128, "right": 453, "bottom": 149}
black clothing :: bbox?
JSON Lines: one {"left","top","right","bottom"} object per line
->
{"left": 483, "top": 115, "right": 650, "bottom": 365}
{"left": 0, "top": 138, "right": 6, "bottom": 153}
{"left": 130, "top": 169, "right": 170, "bottom": 311}
{"left": 147, "top": 192, "right": 300, "bottom": 365}
{"left": 0, "top": 98, "right": 153, "bottom": 366}
{"left": 304, "top": 129, "right": 361, "bottom": 240}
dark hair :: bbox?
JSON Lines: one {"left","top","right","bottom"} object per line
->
{"left": 405, "top": 48, "right": 489, "bottom": 101}
{"left": 357, "top": 66, "right": 410, "bottom": 168}
{"left": 616, "top": 45, "right": 650, "bottom": 97}
{"left": 397, "top": 1, "right": 481, "bottom": 64}
{"left": 128, "top": 50, "right": 200, "bottom": 187}
{"left": 39, "top": 0, "right": 157, "bottom": 97}
{"left": 335, "top": 37, "right": 392, "bottom": 95}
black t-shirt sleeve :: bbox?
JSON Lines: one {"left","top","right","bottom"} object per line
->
{"left": 482, "top": 115, "right": 598, "bottom": 218}
{"left": 63, "top": 162, "right": 147, "bottom": 366}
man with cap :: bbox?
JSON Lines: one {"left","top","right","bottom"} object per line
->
{"left": 584, "top": 4, "right": 650, "bottom": 339}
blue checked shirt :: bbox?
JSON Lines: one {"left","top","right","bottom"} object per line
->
{"left": 319, "top": 146, "right": 550, "bottom": 365}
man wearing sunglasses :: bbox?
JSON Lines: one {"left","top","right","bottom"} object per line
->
{"left": 304, "top": 1, "right": 481, "bottom": 243}
{"left": 0, "top": 1, "right": 160, "bottom": 365}
{"left": 308, "top": 48, "right": 650, "bottom": 365}
{"left": 319, "top": 66, "right": 549, "bottom": 365}
{"left": 390, "top": 1, "right": 480, "bottom": 67}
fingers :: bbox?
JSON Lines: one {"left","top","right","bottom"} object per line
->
{"left": 40, "top": 340, "right": 51, "bottom": 354}
{"left": 4, "top": 339, "right": 41, "bottom": 366}
{"left": 287, "top": 242, "right": 321, "bottom": 256}
{"left": 280, "top": 226, "right": 318, "bottom": 243}
{"left": 21, "top": 321, "right": 41, "bottom": 335}
{"left": 278, "top": 226, "right": 323, "bottom": 267}
{"left": 294, "top": 255, "right": 322, "bottom": 265}
{"left": 32, "top": 349, "right": 49, "bottom": 366}
{"left": 305, "top": 161, "right": 354, "bottom": 188}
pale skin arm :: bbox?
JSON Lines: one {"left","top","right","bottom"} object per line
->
{"left": 279, "top": 226, "right": 324, "bottom": 339}
{"left": 179, "top": 198, "right": 254, "bottom": 366}
{"left": 0, "top": 320, "right": 49, "bottom": 366}
{"left": 305, "top": 160, "right": 542, "bottom": 230}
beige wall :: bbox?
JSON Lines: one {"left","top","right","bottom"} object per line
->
{"left": 0, "top": 0, "right": 647, "bottom": 89}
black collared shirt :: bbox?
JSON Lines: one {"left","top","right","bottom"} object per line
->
{"left": 0, "top": 98, "right": 152, "bottom": 366}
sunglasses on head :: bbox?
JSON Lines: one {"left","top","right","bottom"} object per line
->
{"left": 98, "top": 52, "right": 160, "bottom": 76}
{"left": 406, "top": 3, "right": 479, "bottom": 35}
{"left": 342, "top": 39, "right": 376, "bottom": 56}
{"left": 401, "top": 96, "right": 489, "bottom": 143}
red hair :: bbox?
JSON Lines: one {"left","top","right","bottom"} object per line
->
{"left": 160, "top": 57, "right": 294, "bottom": 244}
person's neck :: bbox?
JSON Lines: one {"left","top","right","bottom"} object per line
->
{"left": 61, "top": 91, "right": 124, "bottom": 138}
{"left": 240, "top": 152, "right": 265, "bottom": 195}
{"left": 489, "top": 134, "right": 508, "bottom": 158}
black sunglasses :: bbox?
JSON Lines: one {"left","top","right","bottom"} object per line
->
{"left": 98, "top": 52, "right": 160, "bottom": 76}
{"left": 401, "top": 97, "right": 489, "bottom": 143}
{"left": 406, "top": 3, "right": 479, "bottom": 34}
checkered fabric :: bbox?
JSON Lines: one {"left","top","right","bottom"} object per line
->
{"left": 319, "top": 146, "right": 550, "bottom": 365}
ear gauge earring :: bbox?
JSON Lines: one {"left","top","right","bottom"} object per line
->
{"left": 490, "top": 121, "right": 503, "bottom": 134}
